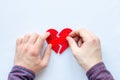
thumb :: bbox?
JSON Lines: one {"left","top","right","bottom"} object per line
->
{"left": 66, "top": 36, "right": 78, "bottom": 51}
{"left": 41, "top": 44, "right": 52, "bottom": 67}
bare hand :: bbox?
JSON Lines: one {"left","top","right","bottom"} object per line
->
{"left": 14, "top": 32, "right": 52, "bottom": 74}
{"left": 66, "top": 29, "right": 102, "bottom": 71}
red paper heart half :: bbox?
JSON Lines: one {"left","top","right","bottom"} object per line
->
{"left": 46, "top": 28, "right": 72, "bottom": 54}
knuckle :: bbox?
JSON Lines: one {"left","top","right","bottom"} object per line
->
{"left": 92, "top": 37, "right": 97, "bottom": 42}
{"left": 34, "top": 33, "right": 39, "bottom": 36}
{"left": 96, "top": 37, "right": 100, "bottom": 43}
{"left": 16, "top": 38, "right": 22, "bottom": 42}
{"left": 16, "top": 38, "right": 19, "bottom": 43}
{"left": 16, "top": 38, "right": 20, "bottom": 41}
{"left": 31, "top": 33, "right": 36, "bottom": 37}
{"left": 80, "top": 28, "right": 87, "bottom": 32}
{"left": 29, "top": 49, "right": 38, "bottom": 56}
{"left": 23, "top": 45, "right": 29, "bottom": 52}
{"left": 36, "top": 33, "right": 39, "bottom": 36}
{"left": 24, "top": 34, "right": 30, "bottom": 38}
{"left": 24, "top": 33, "right": 29, "bottom": 37}
{"left": 90, "top": 37, "right": 100, "bottom": 44}
{"left": 41, "top": 61, "right": 48, "bottom": 68}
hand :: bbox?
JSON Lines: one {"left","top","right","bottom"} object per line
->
{"left": 66, "top": 29, "right": 102, "bottom": 71}
{"left": 14, "top": 32, "right": 52, "bottom": 74}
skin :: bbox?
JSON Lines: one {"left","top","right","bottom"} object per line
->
{"left": 66, "top": 29, "right": 102, "bottom": 71}
{"left": 14, "top": 32, "right": 52, "bottom": 73}
{"left": 14, "top": 29, "right": 102, "bottom": 74}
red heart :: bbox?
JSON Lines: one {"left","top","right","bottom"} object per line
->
{"left": 46, "top": 28, "right": 72, "bottom": 54}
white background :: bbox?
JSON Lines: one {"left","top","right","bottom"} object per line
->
{"left": 0, "top": 0, "right": 120, "bottom": 80}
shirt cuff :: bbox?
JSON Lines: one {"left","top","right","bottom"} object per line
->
{"left": 10, "top": 66, "right": 35, "bottom": 79}
{"left": 86, "top": 62, "right": 106, "bottom": 78}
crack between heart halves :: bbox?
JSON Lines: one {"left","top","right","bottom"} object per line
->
{"left": 57, "top": 44, "right": 62, "bottom": 54}
{"left": 56, "top": 33, "right": 62, "bottom": 54}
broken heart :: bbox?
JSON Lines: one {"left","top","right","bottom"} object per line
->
{"left": 46, "top": 28, "right": 72, "bottom": 54}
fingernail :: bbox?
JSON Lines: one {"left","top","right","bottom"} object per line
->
{"left": 49, "top": 44, "right": 52, "bottom": 48}
{"left": 47, "top": 32, "right": 50, "bottom": 35}
{"left": 66, "top": 36, "right": 70, "bottom": 40}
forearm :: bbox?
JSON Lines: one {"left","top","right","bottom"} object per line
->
{"left": 87, "top": 62, "right": 114, "bottom": 80}
{"left": 8, "top": 66, "right": 35, "bottom": 80}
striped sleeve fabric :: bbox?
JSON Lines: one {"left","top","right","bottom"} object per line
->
{"left": 87, "top": 62, "right": 114, "bottom": 80}
{"left": 8, "top": 66, "right": 35, "bottom": 80}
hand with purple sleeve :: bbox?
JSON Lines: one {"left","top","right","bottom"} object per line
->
{"left": 66, "top": 29, "right": 114, "bottom": 80}
{"left": 8, "top": 32, "right": 52, "bottom": 80}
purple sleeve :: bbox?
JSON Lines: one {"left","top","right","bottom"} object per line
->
{"left": 87, "top": 62, "right": 114, "bottom": 80}
{"left": 8, "top": 66, "right": 35, "bottom": 80}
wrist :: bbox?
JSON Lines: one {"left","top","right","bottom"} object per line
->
{"left": 81, "top": 60, "right": 102, "bottom": 72}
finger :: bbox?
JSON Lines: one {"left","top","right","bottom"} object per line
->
{"left": 66, "top": 36, "right": 78, "bottom": 51}
{"left": 69, "top": 30, "right": 79, "bottom": 37}
{"left": 16, "top": 38, "right": 21, "bottom": 46}
{"left": 70, "top": 29, "right": 93, "bottom": 42}
{"left": 73, "top": 36, "right": 80, "bottom": 42}
{"left": 16, "top": 37, "right": 23, "bottom": 52}
{"left": 34, "top": 32, "right": 50, "bottom": 49}
{"left": 23, "top": 34, "right": 30, "bottom": 43}
{"left": 41, "top": 32, "right": 50, "bottom": 40}
{"left": 28, "top": 33, "right": 39, "bottom": 44}
{"left": 73, "top": 36, "right": 82, "bottom": 47}
{"left": 41, "top": 44, "right": 52, "bottom": 66}
{"left": 78, "top": 39, "right": 82, "bottom": 47}
{"left": 17, "top": 37, "right": 23, "bottom": 45}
